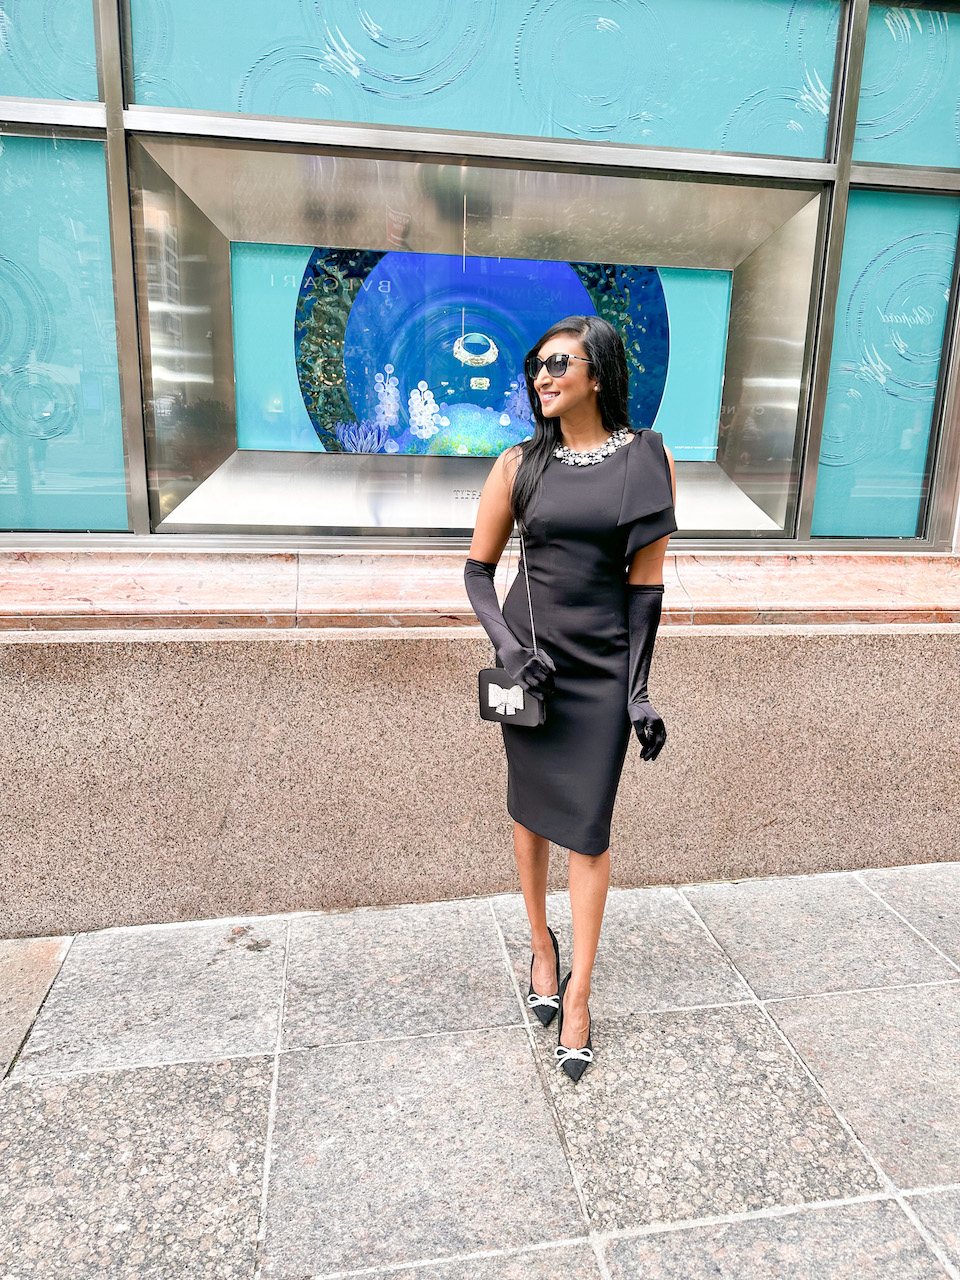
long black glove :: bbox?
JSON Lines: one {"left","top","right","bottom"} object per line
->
{"left": 626, "top": 583, "right": 666, "bottom": 760}
{"left": 464, "top": 557, "right": 556, "bottom": 697}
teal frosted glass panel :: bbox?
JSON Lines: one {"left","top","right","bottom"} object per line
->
{"left": 0, "top": 136, "right": 128, "bottom": 531}
{"left": 811, "top": 189, "right": 960, "bottom": 538}
{"left": 231, "top": 241, "right": 730, "bottom": 461}
{"left": 655, "top": 268, "right": 731, "bottom": 462}
{"left": 854, "top": 7, "right": 960, "bottom": 169}
{"left": 0, "top": 0, "right": 99, "bottom": 100}
{"left": 130, "top": 0, "right": 839, "bottom": 158}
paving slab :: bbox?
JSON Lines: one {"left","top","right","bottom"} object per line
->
{"left": 259, "top": 1026, "right": 584, "bottom": 1276}
{"left": 0, "top": 1056, "right": 272, "bottom": 1279}
{"left": 10, "top": 917, "right": 286, "bottom": 1079}
{"left": 492, "top": 888, "right": 751, "bottom": 1020}
{"left": 906, "top": 1188, "right": 960, "bottom": 1272}
{"left": 529, "top": 1004, "right": 882, "bottom": 1232}
{"left": 769, "top": 985, "right": 960, "bottom": 1189}
{"left": 0, "top": 935, "right": 71, "bottom": 1075}
{"left": 859, "top": 864, "right": 960, "bottom": 969}
{"left": 683, "top": 874, "right": 955, "bottom": 1000}
{"left": 363, "top": 1242, "right": 603, "bottom": 1279}
{"left": 283, "top": 899, "right": 518, "bottom": 1049}
{"left": 604, "top": 1199, "right": 947, "bottom": 1278}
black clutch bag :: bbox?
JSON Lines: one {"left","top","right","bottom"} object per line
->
{"left": 478, "top": 526, "right": 548, "bottom": 728}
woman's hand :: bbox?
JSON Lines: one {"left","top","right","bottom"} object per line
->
{"left": 627, "top": 700, "right": 666, "bottom": 760}
{"left": 501, "top": 643, "right": 556, "bottom": 698}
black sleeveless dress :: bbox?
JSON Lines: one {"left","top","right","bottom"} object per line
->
{"left": 499, "top": 427, "right": 677, "bottom": 857}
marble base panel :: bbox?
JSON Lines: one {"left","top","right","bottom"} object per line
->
{"left": 1, "top": 625, "right": 959, "bottom": 936}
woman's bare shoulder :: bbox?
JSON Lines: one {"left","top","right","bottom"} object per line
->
{"left": 495, "top": 442, "right": 525, "bottom": 485}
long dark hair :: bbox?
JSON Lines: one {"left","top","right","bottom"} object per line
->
{"left": 510, "top": 314, "right": 632, "bottom": 530}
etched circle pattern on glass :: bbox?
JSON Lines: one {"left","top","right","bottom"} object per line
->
{"left": 818, "top": 381, "right": 890, "bottom": 469}
{"left": 304, "top": 0, "right": 494, "bottom": 100}
{"left": 0, "top": 257, "right": 54, "bottom": 366}
{"left": 0, "top": 367, "right": 78, "bottom": 440}
{"left": 515, "top": 0, "right": 668, "bottom": 138}
{"left": 846, "top": 231, "right": 955, "bottom": 403}
{"left": 855, "top": 10, "right": 950, "bottom": 144}
{"left": 238, "top": 44, "right": 366, "bottom": 116}
{"left": 4, "top": 0, "right": 97, "bottom": 99}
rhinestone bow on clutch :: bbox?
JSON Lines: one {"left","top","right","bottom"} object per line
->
{"left": 475, "top": 526, "right": 548, "bottom": 729}
{"left": 488, "top": 682, "right": 525, "bottom": 716}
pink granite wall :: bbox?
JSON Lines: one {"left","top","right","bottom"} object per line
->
{"left": 1, "top": 625, "right": 958, "bottom": 937}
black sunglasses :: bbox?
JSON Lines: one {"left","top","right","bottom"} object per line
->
{"left": 524, "top": 352, "right": 592, "bottom": 380}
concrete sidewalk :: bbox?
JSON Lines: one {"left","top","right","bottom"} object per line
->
{"left": 2, "top": 863, "right": 960, "bottom": 1278}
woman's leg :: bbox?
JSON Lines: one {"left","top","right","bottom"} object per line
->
{"left": 513, "top": 821, "right": 557, "bottom": 995}
{"left": 561, "top": 846, "right": 610, "bottom": 1047}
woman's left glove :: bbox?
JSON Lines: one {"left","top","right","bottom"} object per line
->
{"left": 464, "top": 557, "right": 556, "bottom": 696}
{"left": 626, "top": 583, "right": 667, "bottom": 761}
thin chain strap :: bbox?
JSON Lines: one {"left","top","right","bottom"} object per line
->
{"left": 493, "top": 450, "right": 537, "bottom": 663}
{"left": 519, "top": 526, "right": 538, "bottom": 653}
{"left": 492, "top": 523, "right": 538, "bottom": 662}
{"left": 511, "top": 449, "right": 538, "bottom": 653}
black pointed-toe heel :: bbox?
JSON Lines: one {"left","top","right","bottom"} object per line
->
{"left": 526, "top": 925, "right": 561, "bottom": 1027}
{"left": 554, "top": 971, "right": 594, "bottom": 1083}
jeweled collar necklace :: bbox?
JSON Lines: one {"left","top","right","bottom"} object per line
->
{"left": 552, "top": 426, "right": 632, "bottom": 466}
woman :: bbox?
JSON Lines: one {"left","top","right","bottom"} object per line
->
{"left": 463, "top": 314, "right": 677, "bottom": 1083}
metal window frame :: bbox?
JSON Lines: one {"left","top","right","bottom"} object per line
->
{"left": 0, "top": 0, "right": 958, "bottom": 551}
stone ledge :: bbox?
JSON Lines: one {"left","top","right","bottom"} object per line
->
{"left": 2, "top": 626, "right": 958, "bottom": 936}
{"left": 0, "top": 549, "right": 958, "bottom": 629}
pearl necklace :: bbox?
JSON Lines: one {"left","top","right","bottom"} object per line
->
{"left": 552, "top": 426, "right": 632, "bottom": 466}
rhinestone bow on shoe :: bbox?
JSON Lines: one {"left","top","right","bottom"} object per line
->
{"left": 555, "top": 971, "right": 594, "bottom": 1082}
{"left": 527, "top": 926, "right": 562, "bottom": 1028}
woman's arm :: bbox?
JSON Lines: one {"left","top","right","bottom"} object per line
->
{"left": 467, "top": 445, "right": 520, "bottom": 562}
{"left": 626, "top": 444, "right": 676, "bottom": 586}
{"left": 624, "top": 443, "right": 674, "bottom": 759}
{"left": 464, "top": 445, "right": 556, "bottom": 695}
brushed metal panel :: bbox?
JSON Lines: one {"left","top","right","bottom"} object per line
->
{"left": 125, "top": 106, "right": 836, "bottom": 184}
{"left": 156, "top": 452, "right": 779, "bottom": 535}
{"left": 138, "top": 136, "right": 817, "bottom": 271}
{"left": 0, "top": 98, "right": 107, "bottom": 127}
{"left": 717, "top": 195, "right": 822, "bottom": 529}
{"left": 130, "top": 142, "right": 238, "bottom": 525}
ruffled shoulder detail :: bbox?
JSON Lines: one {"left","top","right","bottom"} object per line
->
{"left": 616, "top": 428, "right": 675, "bottom": 525}
{"left": 617, "top": 428, "right": 678, "bottom": 564}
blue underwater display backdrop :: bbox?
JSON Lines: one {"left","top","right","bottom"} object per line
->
{"left": 0, "top": 136, "right": 127, "bottom": 532}
{"left": 812, "top": 189, "right": 960, "bottom": 538}
{"left": 230, "top": 244, "right": 731, "bottom": 462}
{"left": 854, "top": 6, "right": 960, "bottom": 170}
{"left": 129, "top": 0, "right": 840, "bottom": 160}
{"left": 0, "top": 0, "right": 100, "bottom": 100}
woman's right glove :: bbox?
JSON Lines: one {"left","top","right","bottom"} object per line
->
{"left": 464, "top": 557, "right": 556, "bottom": 697}
{"left": 626, "top": 582, "right": 667, "bottom": 760}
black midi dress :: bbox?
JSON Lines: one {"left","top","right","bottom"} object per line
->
{"left": 498, "top": 427, "right": 677, "bottom": 857}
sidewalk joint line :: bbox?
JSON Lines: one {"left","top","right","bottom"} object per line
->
{"left": 853, "top": 870, "right": 960, "bottom": 977}
{"left": 283, "top": 1020, "right": 528, "bottom": 1054}
{"left": 302, "top": 1231, "right": 596, "bottom": 1279}
{"left": 487, "top": 900, "right": 612, "bottom": 1278}
{"left": 902, "top": 1180, "right": 960, "bottom": 1198}
{"left": 2, "top": 934, "right": 77, "bottom": 1083}
{"left": 253, "top": 916, "right": 292, "bottom": 1280}
{"left": 762, "top": 977, "right": 960, "bottom": 1005}
{"left": 676, "top": 888, "right": 960, "bottom": 1280}
{"left": 594, "top": 1189, "right": 892, "bottom": 1244}
{"left": 3, "top": 1022, "right": 532, "bottom": 1085}
{"left": 896, "top": 1195, "right": 960, "bottom": 1280}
